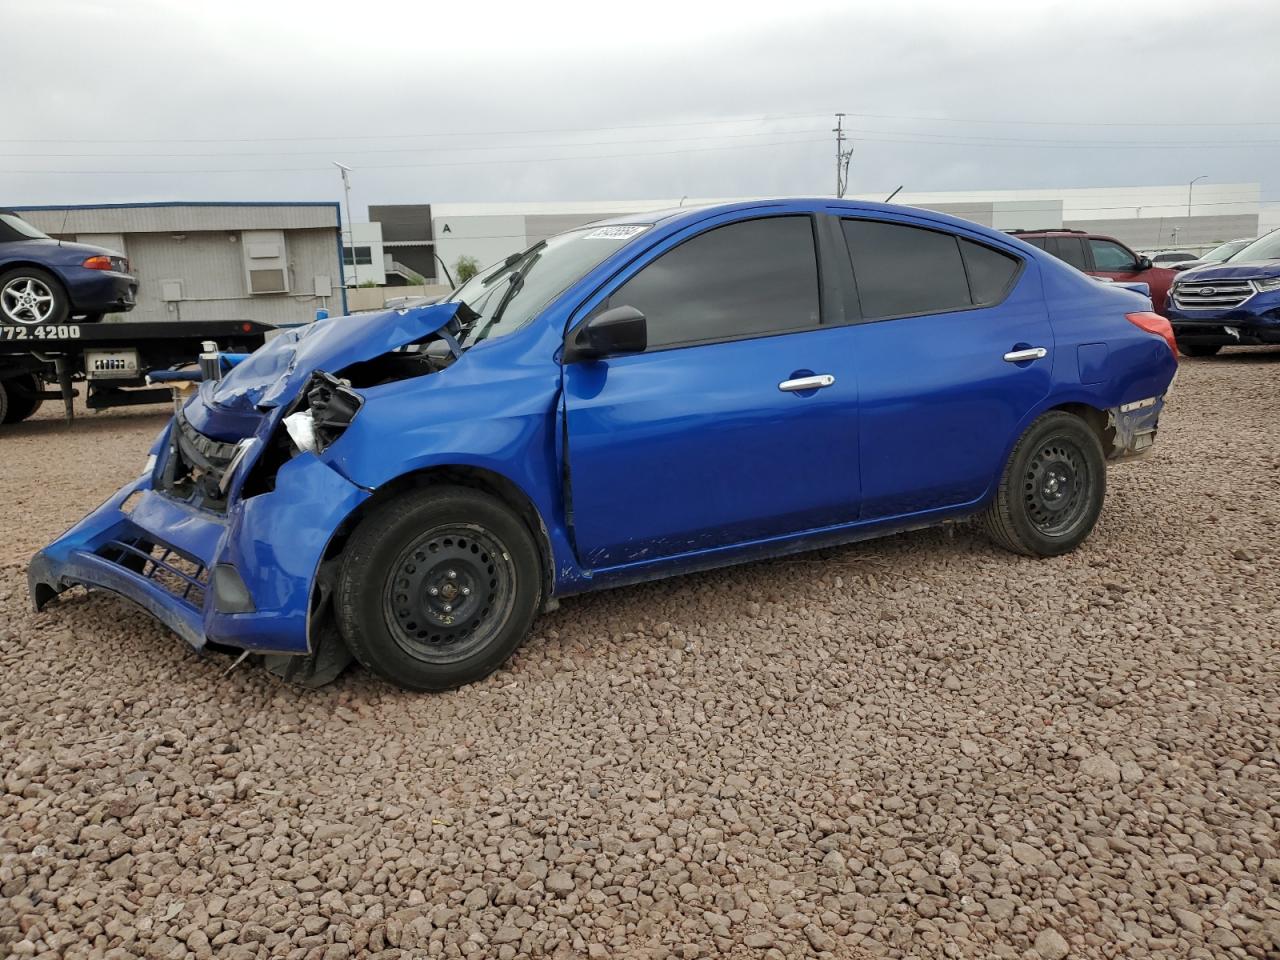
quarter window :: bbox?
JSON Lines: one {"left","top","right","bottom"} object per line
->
{"left": 1089, "top": 239, "right": 1139, "bottom": 271}
{"left": 960, "top": 239, "right": 1021, "bottom": 306}
{"left": 608, "top": 216, "right": 821, "bottom": 350}
{"left": 842, "top": 219, "right": 1019, "bottom": 320}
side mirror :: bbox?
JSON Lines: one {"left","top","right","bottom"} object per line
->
{"left": 565, "top": 305, "right": 647, "bottom": 362}
{"left": 1136, "top": 256, "right": 1153, "bottom": 270}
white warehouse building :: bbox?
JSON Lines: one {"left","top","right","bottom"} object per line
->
{"left": 420, "top": 183, "right": 1268, "bottom": 281}
{"left": 15, "top": 202, "right": 348, "bottom": 324}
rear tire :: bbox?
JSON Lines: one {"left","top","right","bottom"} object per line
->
{"left": 0, "top": 267, "right": 69, "bottom": 325}
{"left": 983, "top": 411, "right": 1106, "bottom": 557}
{"left": 1, "top": 374, "right": 43, "bottom": 423}
{"left": 335, "top": 485, "right": 542, "bottom": 691}
{"left": 1176, "top": 342, "right": 1221, "bottom": 358}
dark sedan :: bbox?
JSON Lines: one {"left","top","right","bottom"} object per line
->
{"left": 0, "top": 210, "right": 137, "bottom": 324}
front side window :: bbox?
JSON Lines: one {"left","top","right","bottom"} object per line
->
{"left": 842, "top": 220, "right": 1020, "bottom": 320}
{"left": 607, "top": 216, "right": 820, "bottom": 350}
{"left": 1090, "top": 239, "right": 1139, "bottom": 271}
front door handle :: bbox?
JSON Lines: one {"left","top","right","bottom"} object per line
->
{"left": 1003, "top": 347, "right": 1048, "bottom": 363}
{"left": 779, "top": 374, "right": 835, "bottom": 392}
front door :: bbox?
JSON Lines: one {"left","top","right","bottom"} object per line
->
{"left": 562, "top": 214, "right": 862, "bottom": 569}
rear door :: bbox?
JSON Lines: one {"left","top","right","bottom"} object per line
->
{"left": 562, "top": 213, "right": 862, "bottom": 568}
{"left": 839, "top": 216, "right": 1055, "bottom": 519}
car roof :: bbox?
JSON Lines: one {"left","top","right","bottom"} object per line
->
{"left": 587, "top": 198, "right": 1028, "bottom": 249}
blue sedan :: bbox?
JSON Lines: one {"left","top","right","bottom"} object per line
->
{"left": 31, "top": 199, "right": 1178, "bottom": 691}
{"left": 0, "top": 210, "right": 137, "bottom": 324}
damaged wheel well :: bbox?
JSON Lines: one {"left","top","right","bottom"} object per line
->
{"left": 320, "top": 465, "right": 556, "bottom": 609}
{"left": 1049, "top": 402, "right": 1116, "bottom": 457}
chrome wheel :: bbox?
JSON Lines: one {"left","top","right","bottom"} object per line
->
{"left": 1, "top": 276, "right": 56, "bottom": 324}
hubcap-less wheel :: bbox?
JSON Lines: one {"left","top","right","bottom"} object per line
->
{"left": 1024, "top": 439, "right": 1090, "bottom": 537}
{"left": 383, "top": 523, "right": 516, "bottom": 664}
{"left": 1, "top": 277, "right": 56, "bottom": 324}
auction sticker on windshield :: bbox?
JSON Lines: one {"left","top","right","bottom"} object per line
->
{"left": 582, "top": 225, "right": 650, "bottom": 241}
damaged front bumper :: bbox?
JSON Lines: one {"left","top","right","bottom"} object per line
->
{"left": 29, "top": 448, "right": 369, "bottom": 656}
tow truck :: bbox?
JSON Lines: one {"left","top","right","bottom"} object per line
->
{"left": 0, "top": 319, "right": 274, "bottom": 425}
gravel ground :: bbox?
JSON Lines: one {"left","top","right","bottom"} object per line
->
{"left": 2, "top": 352, "right": 1278, "bottom": 960}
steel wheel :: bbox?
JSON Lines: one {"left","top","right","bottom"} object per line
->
{"left": 983, "top": 411, "right": 1106, "bottom": 558}
{"left": 1023, "top": 438, "right": 1092, "bottom": 537}
{"left": 1, "top": 276, "right": 57, "bottom": 324}
{"left": 382, "top": 523, "right": 517, "bottom": 664}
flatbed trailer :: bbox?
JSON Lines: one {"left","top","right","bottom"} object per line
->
{"left": 0, "top": 319, "right": 274, "bottom": 425}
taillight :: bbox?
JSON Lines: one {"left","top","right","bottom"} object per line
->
{"left": 1126, "top": 311, "right": 1179, "bottom": 360}
{"left": 82, "top": 255, "right": 112, "bottom": 271}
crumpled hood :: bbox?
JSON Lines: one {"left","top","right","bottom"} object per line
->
{"left": 1178, "top": 260, "right": 1280, "bottom": 282}
{"left": 184, "top": 302, "right": 460, "bottom": 440}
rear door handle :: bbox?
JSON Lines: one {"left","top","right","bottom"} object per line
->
{"left": 779, "top": 374, "right": 835, "bottom": 392}
{"left": 1003, "top": 347, "right": 1048, "bottom": 363}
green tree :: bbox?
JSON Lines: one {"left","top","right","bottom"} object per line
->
{"left": 454, "top": 255, "right": 481, "bottom": 283}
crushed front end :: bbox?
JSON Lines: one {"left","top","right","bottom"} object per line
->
{"left": 29, "top": 303, "right": 463, "bottom": 669}
{"left": 29, "top": 415, "right": 371, "bottom": 658}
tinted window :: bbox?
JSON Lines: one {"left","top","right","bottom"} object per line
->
{"left": 1090, "top": 239, "right": 1138, "bottom": 271}
{"left": 1022, "top": 236, "right": 1048, "bottom": 250}
{"left": 609, "top": 217, "right": 820, "bottom": 349}
{"left": 1048, "top": 236, "right": 1088, "bottom": 270}
{"left": 960, "top": 239, "right": 1020, "bottom": 305}
{"left": 842, "top": 220, "right": 972, "bottom": 319}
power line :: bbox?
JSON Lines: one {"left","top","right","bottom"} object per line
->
{"left": 0, "top": 127, "right": 830, "bottom": 160}
{"left": 0, "top": 113, "right": 831, "bottom": 145}
{"left": 7, "top": 107, "right": 1280, "bottom": 147}
{"left": 840, "top": 110, "right": 1280, "bottom": 128}
{"left": 0, "top": 137, "right": 830, "bottom": 175}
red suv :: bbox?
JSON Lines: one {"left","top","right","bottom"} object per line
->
{"left": 1007, "top": 229, "right": 1176, "bottom": 315}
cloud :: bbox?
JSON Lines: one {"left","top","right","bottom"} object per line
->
{"left": 3, "top": 0, "right": 1276, "bottom": 211}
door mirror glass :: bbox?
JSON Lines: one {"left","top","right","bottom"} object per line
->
{"left": 567, "top": 305, "right": 647, "bottom": 361}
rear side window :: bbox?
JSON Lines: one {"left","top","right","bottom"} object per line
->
{"left": 960, "top": 240, "right": 1021, "bottom": 305}
{"left": 609, "top": 216, "right": 820, "bottom": 350}
{"left": 1047, "top": 236, "right": 1088, "bottom": 270}
{"left": 841, "top": 219, "right": 1020, "bottom": 320}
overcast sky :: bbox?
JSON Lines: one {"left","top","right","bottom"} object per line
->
{"left": 3, "top": 0, "right": 1278, "bottom": 216}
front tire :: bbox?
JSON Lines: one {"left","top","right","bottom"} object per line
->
{"left": 1176, "top": 341, "right": 1221, "bottom": 358}
{"left": 0, "top": 267, "right": 69, "bottom": 326}
{"left": 983, "top": 411, "right": 1106, "bottom": 557}
{"left": 335, "top": 486, "right": 542, "bottom": 691}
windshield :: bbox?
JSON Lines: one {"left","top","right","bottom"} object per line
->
{"left": 1228, "top": 231, "right": 1280, "bottom": 263}
{"left": 0, "top": 213, "right": 51, "bottom": 241}
{"left": 1202, "top": 239, "right": 1250, "bottom": 263}
{"left": 447, "top": 224, "right": 650, "bottom": 347}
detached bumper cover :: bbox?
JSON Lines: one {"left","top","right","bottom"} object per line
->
{"left": 29, "top": 453, "right": 369, "bottom": 655}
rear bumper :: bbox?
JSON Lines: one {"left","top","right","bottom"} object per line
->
{"left": 29, "top": 453, "right": 369, "bottom": 655}
{"left": 66, "top": 268, "right": 138, "bottom": 315}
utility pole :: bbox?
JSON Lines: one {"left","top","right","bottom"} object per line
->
{"left": 332, "top": 161, "right": 355, "bottom": 282}
{"left": 1187, "top": 175, "right": 1207, "bottom": 223}
{"left": 833, "top": 114, "right": 853, "bottom": 198}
